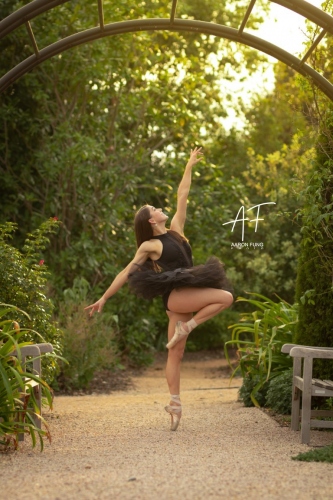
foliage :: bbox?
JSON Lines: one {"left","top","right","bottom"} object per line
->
{"left": 294, "top": 106, "right": 333, "bottom": 380}
{"left": 0, "top": 0, "right": 318, "bottom": 362}
{"left": 292, "top": 444, "right": 333, "bottom": 463}
{"left": 265, "top": 368, "right": 293, "bottom": 415}
{"left": 292, "top": 0, "right": 333, "bottom": 380}
{"left": 115, "top": 290, "right": 161, "bottom": 365}
{"left": 238, "top": 374, "right": 269, "bottom": 408}
{"left": 239, "top": 369, "right": 293, "bottom": 413}
{"left": 0, "top": 219, "right": 63, "bottom": 381}
{"left": 0, "top": 0, "right": 270, "bottom": 362}
{"left": 226, "top": 132, "right": 314, "bottom": 303}
{"left": 0, "top": 0, "right": 267, "bottom": 287}
{"left": 0, "top": 304, "right": 54, "bottom": 450}
{"left": 55, "top": 278, "right": 119, "bottom": 390}
{"left": 225, "top": 293, "right": 297, "bottom": 406}
{"left": 204, "top": 63, "right": 313, "bottom": 305}
{"left": 244, "top": 63, "right": 310, "bottom": 156}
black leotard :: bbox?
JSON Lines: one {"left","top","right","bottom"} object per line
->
{"left": 127, "top": 232, "right": 232, "bottom": 308}
{"left": 152, "top": 232, "right": 193, "bottom": 310}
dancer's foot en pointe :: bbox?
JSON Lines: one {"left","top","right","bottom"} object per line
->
{"left": 166, "top": 321, "right": 188, "bottom": 349}
{"left": 166, "top": 318, "right": 197, "bottom": 349}
{"left": 165, "top": 395, "right": 182, "bottom": 431}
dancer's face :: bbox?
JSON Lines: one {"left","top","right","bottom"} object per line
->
{"left": 149, "top": 206, "right": 168, "bottom": 224}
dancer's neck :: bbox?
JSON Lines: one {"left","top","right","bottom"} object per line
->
{"left": 153, "top": 224, "right": 167, "bottom": 236}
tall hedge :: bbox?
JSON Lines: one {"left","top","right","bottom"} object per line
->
{"left": 295, "top": 108, "right": 333, "bottom": 379}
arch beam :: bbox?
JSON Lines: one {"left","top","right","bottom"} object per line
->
{"left": 1, "top": 18, "right": 333, "bottom": 100}
{"left": 272, "top": 0, "right": 333, "bottom": 31}
{"left": 0, "top": 0, "right": 68, "bottom": 40}
{"left": 2, "top": 0, "right": 333, "bottom": 41}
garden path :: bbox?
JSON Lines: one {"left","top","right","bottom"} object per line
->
{"left": 2, "top": 351, "right": 333, "bottom": 500}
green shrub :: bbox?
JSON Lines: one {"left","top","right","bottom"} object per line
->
{"left": 239, "top": 369, "right": 293, "bottom": 413}
{"left": 292, "top": 444, "right": 333, "bottom": 463}
{"left": 0, "top": 220, "right": 63, "bottom": 382}
{"left": 239, "top": 374, "right": 269, "bottom": 407}
{"left": 295, "top": 248, "right": 333, "bottom": 379}
{"left": 295, "top": 115, "right": 333, "bottom": 380}
{"left": 114, "top": 289, "right": 159, "bottom": 366}
{"left": 0, "top": 304, "right": 54, "bottom": 450}
{"left": 225, "top": 293, "right": 297, "bottom": 406}
{"left": 265, "top": 368, "right": 293, "bottom": 415}
{"left": 55, "top": 278, "right": 119, "bottom": 390}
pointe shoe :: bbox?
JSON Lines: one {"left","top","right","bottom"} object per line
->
{"left": 164, "top": 403, "right": 182, "bottom": 431}
{"left": 166, "top": 321, "right": 188, "bottom": 349}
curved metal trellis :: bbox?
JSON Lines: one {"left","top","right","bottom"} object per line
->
{"left": 1, "top": 0, "right": 333, "bottom": 99}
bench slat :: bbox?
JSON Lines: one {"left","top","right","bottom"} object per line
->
{"left": 310, "top": 419, "right": 333, "bottom": 429}
{"left": 323, "top": 379, "right": 333, "bottom": 387}
{"left": 312, "top": 378, "right": 333, "bottom": 388}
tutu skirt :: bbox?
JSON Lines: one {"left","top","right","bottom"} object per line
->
{"left": 128, "top": 256, "right": 233, "bottom": 300}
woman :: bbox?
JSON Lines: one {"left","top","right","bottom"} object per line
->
{"left": 85, "top": 147, "right": 233, "bottom": 431}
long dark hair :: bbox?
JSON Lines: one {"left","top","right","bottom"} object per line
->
{"left": 134, "top": 205, "right": 153, "bottom": 248}
{"left": 134, "top": 205, "right": 188, "bottom": 248}
{"left": 133, "top": 205, "right": 191, "bottom": 270}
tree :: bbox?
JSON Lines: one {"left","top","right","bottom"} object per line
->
{"left": 293, "top": 2, "right": 333, "bottom": 378}
{"left": 0, "top": 0, "right": 271, "bottom": 360}
{"left": 295, "top": 106, "right": 333, "bottom": 379}
{"left": 201, "top": 60, "right": 313, "bottom": 304}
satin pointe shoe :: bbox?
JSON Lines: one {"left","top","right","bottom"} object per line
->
{"left": 165, "top": 399, "right": 182, "bottom": 431}
{"left": 166, "top": 321, "right": 188, "bottom": 349}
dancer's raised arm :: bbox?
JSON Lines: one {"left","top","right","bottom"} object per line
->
{"left": 170, "top": 147, "right": 203, "bottom": 235}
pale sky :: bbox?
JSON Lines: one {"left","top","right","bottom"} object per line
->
{"left": 251, "top": 0, "right": 324, "bottom": 55}
{"left": 221, "top": 0, "right": 325, "bottom": 129}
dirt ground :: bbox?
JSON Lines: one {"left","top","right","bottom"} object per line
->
{"left": 1, "top": 351, "right": 333, "bottom": 500}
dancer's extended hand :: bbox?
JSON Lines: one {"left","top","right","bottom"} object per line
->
{"left": 188, "top": 146, "right": 204, "bottom": 166}
{"left": 84, "top": 297, "right": 106, "bottom": 317}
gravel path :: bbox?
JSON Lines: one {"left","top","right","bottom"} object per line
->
{"left": 1, "top": 353, "right": 332, "bottom": 500}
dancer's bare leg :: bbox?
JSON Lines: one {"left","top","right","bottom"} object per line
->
{"left": 168, "top": 288, "right": 233, "bottom": 329}
{"left": 164, "top": 310, "right": 192, "bottom": 430}
{"left": 165, "top": 288, "right": 233, "bottom": 350}
{"left": 165, "top": 310, "right": 193, "bottom": 394}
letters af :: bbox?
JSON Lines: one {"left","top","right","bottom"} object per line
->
{"left": 222, "top": 202, "right": 276, "bottom": 242}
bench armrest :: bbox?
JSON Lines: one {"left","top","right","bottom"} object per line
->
{"left": 11, "top": 345, "right": 41, "bottom": 357}
{"left": 35, "top": 343, "right": 53, "bottom": 354}
{"left": 290, "top": 346, "right": 333, "bottom": 359}
{"left": 280, "top": 344, "right": 316, "bottom": 354}
{"left": 281, "top": 344, "right": 298, "bottom": 354}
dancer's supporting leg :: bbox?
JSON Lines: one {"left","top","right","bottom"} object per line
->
{"left": 167, "top": 288, "right": 233, "bottom": 349}
{"left": 164, "top": 311, "right": 192, "bottom": 430}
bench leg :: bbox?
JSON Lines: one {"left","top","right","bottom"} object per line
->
{"left": 291, "top": 357, "right": 301, "bottom": 431}
{"left": 32, "top": 384, "right": 42, "bottom": 429}
{"left": 300, "top": 357, "right": 313, "bottom": 444}
{"left": 17, "top": 392, "right": 29, "bottom": 442}
{"left": 32, "top": 357, "right": 42, "bottom": 429}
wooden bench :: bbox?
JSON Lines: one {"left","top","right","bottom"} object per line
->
{"left": 281, "top": 343, "right": 333, "bottom": 444}
{"left": 12, "top": 343, "right": 53, "bottom": 441}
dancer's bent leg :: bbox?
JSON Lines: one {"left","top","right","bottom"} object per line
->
{"left": 166, "top": 288, "right": 233, "bottom": 349}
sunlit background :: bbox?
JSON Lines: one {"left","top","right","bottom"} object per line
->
{"left": 222, "top": 0, "right": 324, "bottom": 129}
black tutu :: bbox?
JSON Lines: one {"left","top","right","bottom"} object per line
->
{"left": 128, "top": 256, "right": 233, "bottom": 300}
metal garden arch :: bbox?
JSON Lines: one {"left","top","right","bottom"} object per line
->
{"left": 1, "top": 0, "right": 333, "bottom": 99}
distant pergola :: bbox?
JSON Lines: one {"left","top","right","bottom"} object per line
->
{"left": 1, "top": 0, "right": 333, "bottom": 99}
